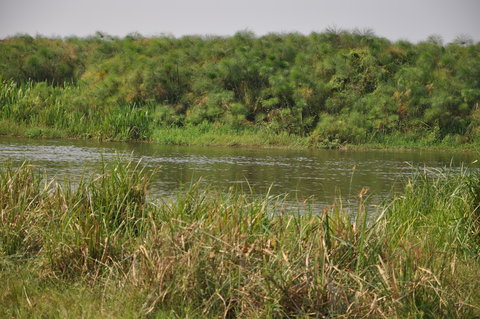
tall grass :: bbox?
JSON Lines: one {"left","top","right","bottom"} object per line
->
{"left": 0, "top": 80, "right": 154, "bottom": 141}
{"left": 2, "top": 79, "right": 479, "bottom": 150}
{"left": 1, "top": 161, "right": 479, "bottom": 318}
{"left": 152, "top": 122, "right": 308, "bottom": 148}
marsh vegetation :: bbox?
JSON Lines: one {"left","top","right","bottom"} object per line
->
{"left": 1, "top": 30, "right": 480, "bottom": 317}
{"left": 0, "top": 31, "right": 479, "bottom": 148}
{"left": 1, "top": 160, "right": 479, "bottom": 317}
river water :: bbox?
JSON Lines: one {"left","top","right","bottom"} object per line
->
{"left": 0, "top": 137, "right": 478, "bottom": 210}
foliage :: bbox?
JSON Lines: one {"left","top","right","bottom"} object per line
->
{"left": 1, "top": 32, "right": 480, "bottom": 146}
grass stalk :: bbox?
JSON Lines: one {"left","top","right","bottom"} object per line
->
{"left": 1, "top": 160, "right": 479, "bottom": 317}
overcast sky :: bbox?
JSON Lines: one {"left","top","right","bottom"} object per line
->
{"left": 1, "top": 0, "right": 479, "bottom": 43}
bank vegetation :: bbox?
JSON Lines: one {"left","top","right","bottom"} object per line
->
{"left": 0, "top": 31, "right": 479, "bottom": 148}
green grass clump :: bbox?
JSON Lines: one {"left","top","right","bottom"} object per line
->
{"left": 152, "top": 122, "right": 309, "bottom": 148}
{"left": 1, "top": 161, "right": 479, "bottom": 318}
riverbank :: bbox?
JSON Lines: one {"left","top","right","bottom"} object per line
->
{"left": 1, "top": 120, "right": 479, "bottom": 152}
{"left": 1, "top": 160, "right": 479, "bottom": 318}
{"left": 2, "top": 32, "right": 480, "bottom": 154}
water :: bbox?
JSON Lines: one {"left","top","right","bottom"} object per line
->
{"left": 1, "top": 137, "right": 478, "bottom": 210}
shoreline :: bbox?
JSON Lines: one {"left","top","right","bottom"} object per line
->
{"left": 1, "top": 128, "right": 479, "bottom": 153}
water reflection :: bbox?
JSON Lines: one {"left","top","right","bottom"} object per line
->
{"left": 0, "top": 137, "right": 478, "bottom": 210}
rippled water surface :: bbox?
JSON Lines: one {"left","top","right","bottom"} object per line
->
{"left": 1, "top": 137, "right": 478, "bottom": 209}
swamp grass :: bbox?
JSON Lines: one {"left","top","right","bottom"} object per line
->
{"left": 1, "top": 80, "right": 479, "bottom": 150}
{"left": 1, "top": 160, "right": 480, "bottom": 318}
{"left": 151, "top": 123, "right": 309, "bottom": 148}
{"left": 2, "top": 33, "right": 480, "bottom": 150}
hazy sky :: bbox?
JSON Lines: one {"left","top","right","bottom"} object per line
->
{"left": 1, "top": 0, "right": 479, "bottom": 43}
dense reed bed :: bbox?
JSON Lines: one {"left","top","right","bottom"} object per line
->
{"left": 1, "top": 32, "right": 480, "bottom": 149}
{"left": 1, "top": 160, "right": 479, "bottom": 318}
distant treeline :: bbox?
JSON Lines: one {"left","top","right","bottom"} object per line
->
{"left": 1, "top": 31, "right": 479, "bottom": 145}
